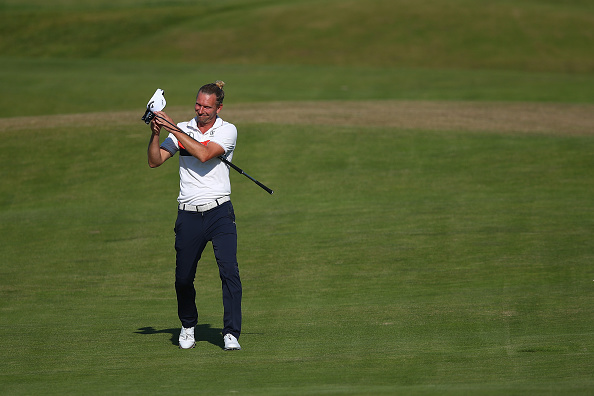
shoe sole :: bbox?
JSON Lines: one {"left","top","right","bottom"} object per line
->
{"left": 224, "top": 347, "right": 241, "bottom": 351}
{"left": 179, "top": 343, "right": 196, "bottom": 349}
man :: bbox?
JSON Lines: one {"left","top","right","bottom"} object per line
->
{"left": 147, "top": 81, "right": 242, "bottom": 351}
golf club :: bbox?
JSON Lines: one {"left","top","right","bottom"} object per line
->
{"left": 146, "top": 111, "right": 274, "bottom": 195}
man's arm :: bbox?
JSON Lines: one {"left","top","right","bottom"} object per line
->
{"left": 147, "top": 121, "right": 173, "bottom": 168}
{"left": 153, "top": 111, "right": 225, "bottom": 163}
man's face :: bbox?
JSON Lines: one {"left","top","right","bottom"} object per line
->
{"left": 195, "top": 92, "right": 221, "bottom": 126}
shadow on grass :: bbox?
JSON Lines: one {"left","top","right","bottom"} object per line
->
{"left": 135, "top": 324, "right": 225, "bottom": 349}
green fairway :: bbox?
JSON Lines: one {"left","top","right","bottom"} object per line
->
{"left": 1, "top": 117, "right": 593, "bottom": 394}
{"left": 2, "top": 57, "right": 594, "bottom": 119}
{"left": 1, "top": 0, "right": 594, "bottom": 394}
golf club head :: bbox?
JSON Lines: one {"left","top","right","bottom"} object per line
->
{"left": 141, "top": 88, "right": 166, "bottom": 124}
{"left": 141, "top": 108, "right": 156, "bottom": 124}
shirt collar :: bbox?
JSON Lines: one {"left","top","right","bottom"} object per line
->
{"left": 189, "top": 116, "right": 222, "bottom": 133}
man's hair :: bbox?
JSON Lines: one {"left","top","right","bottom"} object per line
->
{"left": 198, "top": 80, "right": 226, "bottom": 107}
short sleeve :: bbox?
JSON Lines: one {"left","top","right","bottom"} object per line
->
{"left": 160, "top": 133, "right": 179, "bottom": 156}
{"left": 210, "top": 123, "right": 237, "bottom": 155}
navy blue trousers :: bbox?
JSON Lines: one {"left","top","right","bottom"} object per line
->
{"left": 173, "top": 201, "right": 242, "bottom": 338}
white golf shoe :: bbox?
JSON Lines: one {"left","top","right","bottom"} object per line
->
{"left": 223, "top": 334, "right": 241, "bottom": 350}
{"left": 179, "top": 327, "right": 195, "bottom": 349}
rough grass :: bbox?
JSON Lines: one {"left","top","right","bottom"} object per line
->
{"left": 1, "top": 0, "right": 593, "bottom": 72}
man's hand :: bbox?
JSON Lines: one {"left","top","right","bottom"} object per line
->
{"left": 153, "top": 111, "right": 177, "bottom": 133}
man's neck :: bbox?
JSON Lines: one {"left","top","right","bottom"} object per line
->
{"left": 197, "top": 117, "right": 217, "bottom": 133}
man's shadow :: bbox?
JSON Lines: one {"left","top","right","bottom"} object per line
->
{"left": 135, "top": 324, "right": 225, "bottom": 349}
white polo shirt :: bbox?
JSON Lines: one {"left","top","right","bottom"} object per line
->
{"left": 160, "top": 116, "right": 237, "bottom": 206}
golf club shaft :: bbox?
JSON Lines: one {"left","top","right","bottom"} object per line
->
{"left": 218, "top": 156, "right": 274, "bottom": 194}
{"left": 154, "top": 113, "right": 274, "bottom": 194}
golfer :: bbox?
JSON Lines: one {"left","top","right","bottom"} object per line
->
{"left": 147, "top": 81, "right": 242, "bottom": 351}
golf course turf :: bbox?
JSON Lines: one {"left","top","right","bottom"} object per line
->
{"left": 1, "top": 0, "right": 593, "bottom": 394}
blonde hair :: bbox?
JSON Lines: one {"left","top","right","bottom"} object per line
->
{"left": 198, "top": 80, "right": 226, "bottom": 106}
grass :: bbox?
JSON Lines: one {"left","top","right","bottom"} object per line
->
{"left": 1, "top": 0, "right": 594, "bottom": 118}
{"left": 1, "top": 0, "right": 593, "bottom": 72}
{"left": 1, "top": 0, "right": 593, "bottom": 393}
{"left": 2, "top": 57, "right": 594, "bottom": 119}
{"left": 1, "top": 119, "right": 593, "bottom": 394}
